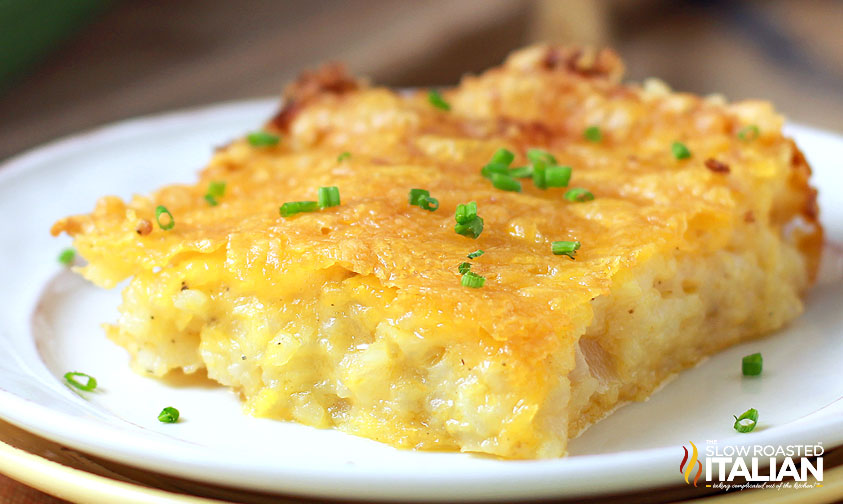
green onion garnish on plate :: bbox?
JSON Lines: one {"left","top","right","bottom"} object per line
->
{"left": 733, "top": 408, "right": 759, "bottom": 433}
{"left": 742, "top": 353, "right": 763, "bottom": 376}
{"left": 158, "top": 406, "right": 180, "bottom": 424}
{"left": 64, "top": 372, "right": 97, "bottom": 392}
{"left": 467, "top": 249, "right": 484, "bottom": 259}
{"left": 58, "top": 248, "right": 75, "bottom": 267}
{"left": 337, "top": 151, "right": 351, "bottom": 162}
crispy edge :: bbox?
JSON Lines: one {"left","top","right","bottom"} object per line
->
{"left": 268, "top": 62, "right": 361, "bottom": 133}
{"left": 784, "top": 139, "right": 823, "bottom": 284}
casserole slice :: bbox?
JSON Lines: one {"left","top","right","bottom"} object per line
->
{"left": 53, "top": 45, "right": 822, "bottom": 459}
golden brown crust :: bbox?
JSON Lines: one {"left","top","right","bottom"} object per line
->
{"left": 268, "top": 62, "right": 359, "bottom": 132}
{"left": 539, "top": 46, "right": 625, "bottom": 81}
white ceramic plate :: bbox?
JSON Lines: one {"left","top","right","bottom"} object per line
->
{"left": 0, "top": 99, "right": 841, "bottom": 502}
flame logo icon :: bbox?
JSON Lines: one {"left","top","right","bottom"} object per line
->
{"left": 680, "top": 441, "right": 703, "bottom": 486}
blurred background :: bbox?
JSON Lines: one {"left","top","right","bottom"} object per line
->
{"left": 1, "top": 0, "right": 842, "bottom": 161}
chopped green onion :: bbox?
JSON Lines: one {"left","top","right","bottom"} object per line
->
{"left": 207, "top": 181, "right": 226, "bottom": 198}
{"left": 737, "top": 125, "right": 760, "bottom": 141}
{"left": 455, "top": 218, "right": 484, "bottom": 239}
{"left": 419, "top": 195, "right": 439, "bottom": 211}
{"left": 672, "top": 141, "right": 691, "bottom": 160}
{"left": 204, "top": 181, "right": 226, "bottom": 206}
{"left": 527, "top": 148, "right": 557, "bottom": 165}
{"left": 489, "top": 148, "right": 515, "bottom": 166}
{"left": 64, "top": 372, "right": 97, "bottom": 392}
{"left": 158, "top": 406, "right": 180, "bottom": 423}
{"left": 427, "top": 90, "right": 451, "bottom": 111}
{"left": 467, "top": 249, "right": 484, "bottom": 259}
{"left": 524, "top": 149, "right": 575, "bottom": 190}
{"left": 742, "top": 353, "right": 763, "bottom": 376}
{"left": 247, "top": 131, "right": 280, "bottom": 147}
{"left": 455, "top": 201, "right": 478, "bottom": 224}
{"left": 481, "top": 162, "right": 510, "bottom": 179}
{"left": 454, "top": 202, "right": 483, "bottom": 239}
{"left": 532, "top": 160, "right": 548, "bottom": 189}
{"left": 733, "top": 408, "right": 759, "bottom": 433}
{"left": 461, "top": 271, "right": 486, "bottom": 288}
{"left": 545, "top": 165, "right": 572, "bottom": 188}
{"left": 483, "top": 148, "right": 520, "bottom": 187}
{"left": 532, "top": 161, "right": 572, "bottom": 189}
{"left": 58, "top": 248, "right": 75, "bottom": 267}
{"left": 409, "top": 188, "right": 430, "bottom": 206}
{"left": 155, "top": 205, "right": 175, "bottom": 230}
{"left": 584, "top": 126, "right": 602, "bottom": 143}
{"left": 564, "top": 188, "right": 595, "bottom": 202}
{"left": 409, "top": 188, "right": 438, "bottom": 211}
{"left": 508, "top": 165, "right": 533, "bottom": 178}
{"left": 337, "top": 151, "right": 351, "bottom": 162}
{"left": 551, "top": 240, "right": 581, "bottom": 259}
{"left": 318, "top": 186, "right": 341, "bottom": 208}
{"left": 490, "top": 173, "right": 522, "bottom": 192}
{"left": 458, "top": 262, "right": 472, "bottom": 274}
{"left": 279, "top": 201, "right": 318, "bottom": 217}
